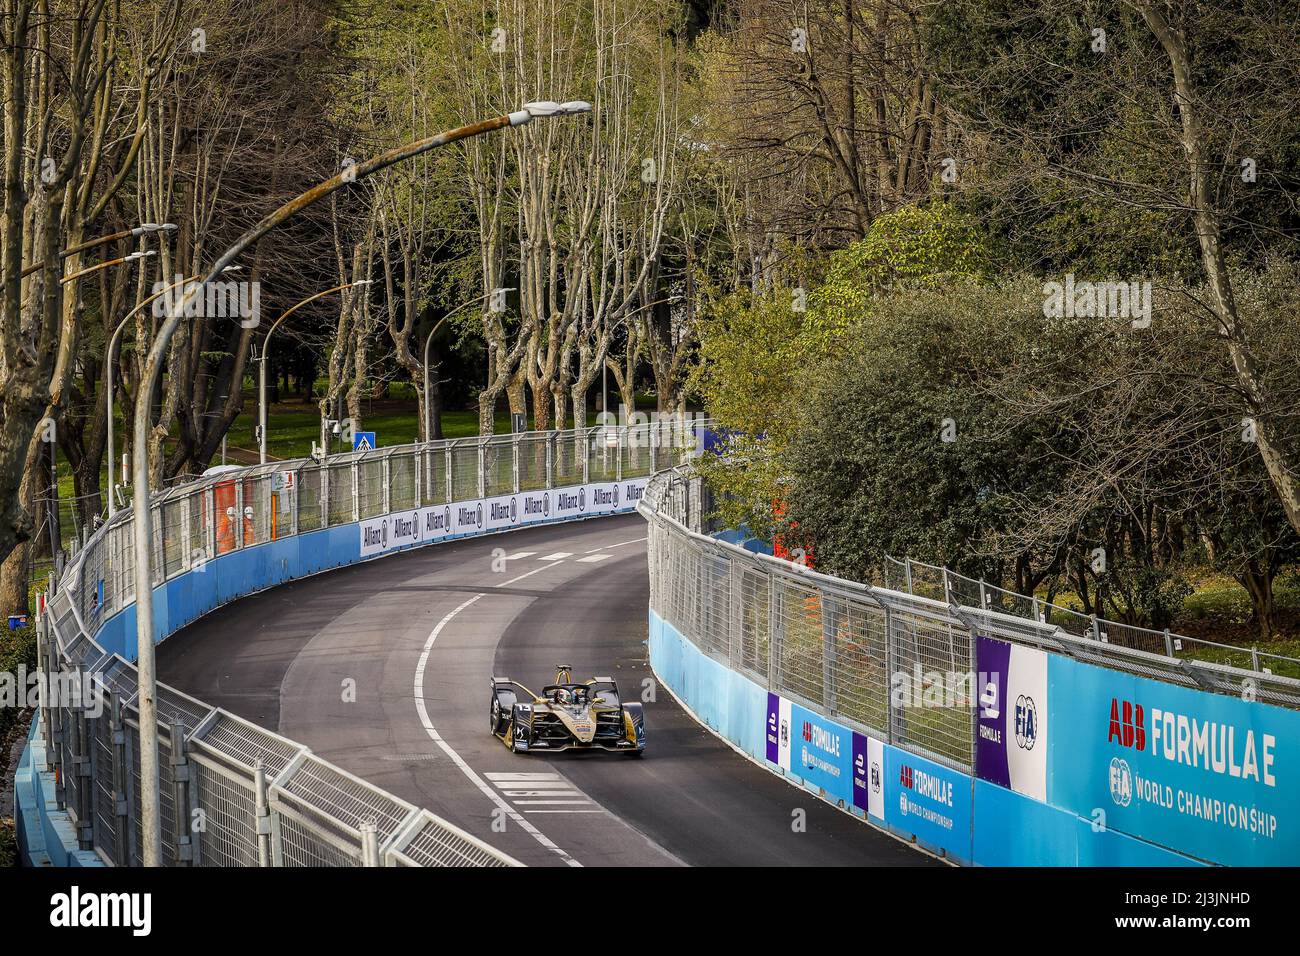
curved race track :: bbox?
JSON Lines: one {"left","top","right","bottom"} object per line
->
{"left": 157, "top": 513, "right": 935, "bottom": 867}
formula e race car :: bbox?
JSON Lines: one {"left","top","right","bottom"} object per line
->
{"left": 490, "top": 665, "right": 646, "bottom": 755}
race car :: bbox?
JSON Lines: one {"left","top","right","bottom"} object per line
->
{"left": 490, "top": 665, "right": 646, "bottom": 755}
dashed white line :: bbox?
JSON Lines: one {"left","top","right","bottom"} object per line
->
{"left": 576, "top": 553, "right": 611, "bottom": 563}
{"left": 506, "top": 551, "right": 536, "bottom": 560}
{"left": 583, "top": 536, "right": 645, "bottom": 554}
{"left": 538, "top": 551, "right": 573, "bottom": 561}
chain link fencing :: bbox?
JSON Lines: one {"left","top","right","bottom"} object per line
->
{"left": 31, "top": 420, "right": 703, "bottom": 867}
{"left": 641, "top": 470, "right": 1300, "bottom": 777}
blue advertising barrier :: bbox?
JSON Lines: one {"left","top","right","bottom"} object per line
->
{"left": 1047, "top": 653, "right": 1299, "bottom": 867}
{"left": 650, "top": 609, "right": 1219, "bottom": 866}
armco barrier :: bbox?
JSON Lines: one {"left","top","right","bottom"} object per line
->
{"left": 17, "top": 421, "right": 701, "bottom": 867}
{"left": 640, "top": 469, "right": 1300, "bottom": 867}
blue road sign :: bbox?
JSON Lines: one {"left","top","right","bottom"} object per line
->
{"left": 353, "top": 432, "right": 376, "bottom": 451}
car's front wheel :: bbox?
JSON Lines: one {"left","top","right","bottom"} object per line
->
{"left": 490, "top": 696, "right": 503, "bottom": 735}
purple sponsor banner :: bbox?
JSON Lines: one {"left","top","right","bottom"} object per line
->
{"left": 852, "top": 731, "right": 869, "bottom": 813}
{"left": 975, "top": 635, "right": 1011, "bottom": 789}
{"left": 765, "top": 692, "right": 780, "bottom": 764}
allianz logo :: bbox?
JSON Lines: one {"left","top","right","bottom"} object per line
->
{"left": 425, "top": 507, "right": 451, "bottom": 532}
{"left": 363, "top": 523, "right": 386, "bottom": 547}
{"left": 458, "top": 504, "right": 481, "bottom": 526}
{"left": 490, "top": 501, "right": 512, "bottom": 521}
{"left": 523, "top": 494, "right": 547, "bottom": 516}
{"left": 622, "top": 483, "right": 644, "bottom": 501}
{"left": 558, "top": 491, "right": 581, "bottom": 511}
{"left": 593, "top": 488, "right": 614, "bottom": 506}
{"left": 393, "top": 514, "right": 418, "bottom": 539}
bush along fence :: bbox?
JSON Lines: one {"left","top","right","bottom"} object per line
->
{"left": 14, "top": 421, "right": 700, "bottom": 867}
{"left": 640, "top": 468, "right": 1300, "bottom": 867}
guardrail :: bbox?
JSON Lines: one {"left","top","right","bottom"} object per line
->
{"left": 640, "top": 468, "right": 1300, "bottom": 866}
{"left": 883, "top": 556, "right": 1300, "bottom": 680}
{"left": 21, "top": 420, "right": 700, "bottom": 867}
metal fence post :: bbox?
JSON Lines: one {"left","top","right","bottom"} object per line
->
{"left": 36, "top": 611, "right": 51, "bottom": 760}
{"left": 170, "top": 720, "right": 193, "bottom": 864}
{"left": 1164, "top": 627, "right": 1174, "bottom": 657}
{"left": 513, "top": 437, "right": 520, "bottom": 493}
{"left": 822, "top": 590, "right": 837, "bottom": 716}
{"left": 883, "top": 603, "right": 896, "bottom": 745}
{"left": 360, "top": 819, "right": 380, "bottom": 867}
{"left": 75, "top": 668, "right": 95, "bottom": 850}
{"left": 477, "top": 442, "right": 486, "bottom": 499}
{"left": 253, "top": 760, "right": 272, "bottom": 867}
{"left": 110, "top": 691, "right": 129, "bottom": 865}
{"left": 382, "top": 454, "right": 391, "bottom": 515}
{"left": 445, "top": 445, "right": 453, "bottom": 502}
{"left": 351, "top": 460, "right": 360, "bottom": 521}
{"left": 905, "top": 557, "right": 913, "bottom": 594}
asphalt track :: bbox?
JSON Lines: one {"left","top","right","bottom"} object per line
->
{"left": 157, "top": 513, "right": 935, "bottom": 867}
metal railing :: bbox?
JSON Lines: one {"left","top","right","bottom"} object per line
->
{"left": 883, "top": 555, "right": 1300, "bottom": 680}
{"left": 640, "top": 469, "right": 1300, "bottom": 775}
{"left": 33, "top": 420, "right": 701, "bottom": 867}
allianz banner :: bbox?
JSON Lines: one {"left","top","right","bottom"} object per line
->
{"left": 357, "top": 480, "right": 647, "bottom": 560}
{"left": 1048, "top": 654, "right": 1299, "bottom": 866}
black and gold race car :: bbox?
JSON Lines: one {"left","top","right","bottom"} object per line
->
{"left": 490, "top": 665, "right": 646, "bottom": 755}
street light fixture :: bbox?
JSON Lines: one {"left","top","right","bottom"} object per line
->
{"left": 59, "top": 249, "right": 155, "bottom": 286}
{"left": 421, "top": 288, "right": 515, "bottom": 441}
{"left": 129, "top": 104, "right": 586, "bottom": 866}
{"left": 257, "top": 278, "right": 375, "bottom": 464}
{"left": 0, "top": 224, "right": 176, "bottom": 289}
{"left": 105, "top": 267, "right": 244, "bottom": 516}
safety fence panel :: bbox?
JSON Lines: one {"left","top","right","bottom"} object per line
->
{"left": 640, "top": 467, "right": 1300, "bottom": 866}
{"left": 23, "top": 422, "right": 706, "bottom": 868}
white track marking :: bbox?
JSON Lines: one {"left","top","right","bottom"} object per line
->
{"left": 515, "top": 799, "right": 594, "bottom": 805}
{"left": 506, "top": 551, "right": 536, "bottom": 560}
{"left": 583, "top": 537, "right": 645, "bottom": 554}
{"left": 413, "top": 562, "right": 583, "bottom": 867}
{"left": 576, "top": 553, "right": 611, "bottom": 563}
{"left": 538, "top": 551, "right": 572, "bottom": 561}
{"left": 526, "top": 809, "right": 604, "bottom": 814}
{"left": 485, "top": 772, "right": 561, "bottom": 781}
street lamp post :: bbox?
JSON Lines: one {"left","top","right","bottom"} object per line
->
{"left": 258, "top": 279, "right": 374, "bottom": 465}
{"left": 129, "top": 101, "right": 590, "bottom": 866}
{"left": 105, "top": 268, "right": 243, "bottom": 516}
{"left": 421, "top": 288, "right": 515, "bottom": 441}
{"left": 0, "top": 223, "right": 175, "bottom": 290}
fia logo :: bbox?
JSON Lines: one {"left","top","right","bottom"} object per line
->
{"left": 780, "top": 717, "right": 789, "bottom": 748}
{"left": 870, "top": 760, "right": 882, "bottom": 794}
{"left": 1109, "top": 756, "right": 1133, "bottom": 807}
{"left": 1014, "top": 694, "right": 1038, "bottom": 751}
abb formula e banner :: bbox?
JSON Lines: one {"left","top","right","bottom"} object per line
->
{"left": 1048, "top": 654, "right": 1300, "bottom": 867}
{"left": 764, "top": 691, "right": 885, "bottom": 820}
{"left": 975, "top": 636, "right": 1048, "bottom": 801}
{"left": 359, "top": 479, "right": 648, "bottom": 559}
